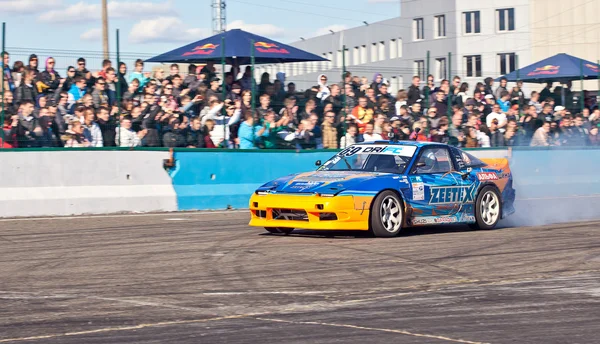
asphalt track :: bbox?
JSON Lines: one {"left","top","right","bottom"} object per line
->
{"left": 1, "top": 211, "right": 599, "bottom": 344}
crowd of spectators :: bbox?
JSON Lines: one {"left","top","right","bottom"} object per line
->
{"left": 1, "top": 50, "right": 600, "bottom": 149}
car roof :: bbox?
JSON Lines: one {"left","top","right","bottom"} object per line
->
{"left": 358, "top": 140, "right": 447, "bottom": 148}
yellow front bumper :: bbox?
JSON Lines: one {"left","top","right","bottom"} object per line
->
{"left": 248, "top": 193, "right": 372, "bottom": 231}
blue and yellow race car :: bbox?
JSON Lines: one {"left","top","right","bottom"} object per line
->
{"left": 249, "top": 141, "right": 516, "bottom": 237}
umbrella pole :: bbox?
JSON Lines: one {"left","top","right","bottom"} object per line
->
{"left": 342, "top": 45, "right": 347, "bottom": 138}
{"left": 221, "top": 36, "right": 226, "bottom": 148}
{"left": 597, "top": 60, "right": 599, "bottom": 111}
{"left": 580, "top": 59, "right": 584, "bottom": 113}
{"left": 447, "top": 52, "right": 451, "bottom": 119}
{"left": 116, "top": 28, "right": 121, "bottom": 146}
{"left": 251, "top": 39, "right": 255, "bottom": 147}
{"left": 425, "top": 50, "right": 430, "bottom": 110}
{"left": 516, "top": 55, "right": 520, "bottom": 115}
{"left": 1, "top": 22, "right": 6, "bottom": 145}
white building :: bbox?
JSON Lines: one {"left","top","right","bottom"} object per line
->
{"left": 256, "top": 0, "right": 600, "bottom": 93}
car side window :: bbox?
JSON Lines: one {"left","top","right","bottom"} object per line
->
{"left": 414, "top": 147, "right": 453, "bottom": 174}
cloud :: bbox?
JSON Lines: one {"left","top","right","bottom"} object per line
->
{"left": 38, "top": 0, "right": 176, "bottom": 24}
{"left": 0, "top": 0, "right": 62, "bottom": 14}
{"left": 129, "top": 17, "right": 208, "bottom": 44}
{"left": 227, "top": 20, "right": 285, "bottom": 38}
{"left": 80, "top": 28, "right": 102, "bottom": 42}
{"left": 314, "top": 24, "right": 349, "bottom": 37}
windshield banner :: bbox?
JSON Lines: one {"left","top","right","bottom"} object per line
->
{"left": 337, "top": 145, "right": 417, "bottom": 158}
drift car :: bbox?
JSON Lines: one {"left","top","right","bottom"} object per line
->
{"left": 249, "top": 141, "right": 515, "bottom": 237}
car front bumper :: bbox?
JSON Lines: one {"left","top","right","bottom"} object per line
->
{"left": 248, "top": 193, "right": 372, "bottom": 231}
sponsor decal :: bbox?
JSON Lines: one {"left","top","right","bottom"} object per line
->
{"left": 183, "top": 43, "right": 219, "bottom": 56}
{"left": 586, "top": 64, "right": 599, "bottom": 73}
{"left": 255, "top": 41, "right": 290, "bottom": 54}
{"left": 477, "top": 172, "right": 498, "bottom": 181}
{"left": 412, "top": 182, "right": 425, "bottom": 201}
{"left": 429, "top": 186, "right": 474, "bottom": 204}
{"left": 337, "top": 145, "right": 417, "bottom": 157}
{"left": 460, "top": 214, "right": 476, "bottom": 222}
{"left": 527, "top": 65, "right": 560, "bottom": 76}
{"left": 413, "top": 216, "right": 459, "bottom": 225}
{"left": 289, "top": 181, "right": 323, "bottom": 191}
{"left": 435, "top": 217, "right": 457, "bottom": 223}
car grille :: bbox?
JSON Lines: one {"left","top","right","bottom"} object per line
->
{"left": 272, "top": 209, "right": 308, "bottom": 221}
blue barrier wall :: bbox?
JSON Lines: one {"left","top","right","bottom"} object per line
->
{"left": 170, "top": 151, "right": 334, "bottom": 210}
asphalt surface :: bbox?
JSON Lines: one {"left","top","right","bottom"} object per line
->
{"left": 1, "top": 211, "right": 599, "bottom": 344}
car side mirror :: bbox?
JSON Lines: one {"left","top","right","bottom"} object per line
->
{"left": 461, "top": 167, "right": 473, "bottom": 180}
{"left": 315, "top": 160, "right": 322, "bottom": 167}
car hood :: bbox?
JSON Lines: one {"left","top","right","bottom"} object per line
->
{"left": 260, "top": 170, "right": 390, "bottom": 194}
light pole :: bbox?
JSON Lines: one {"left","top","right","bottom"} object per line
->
{"left": 102, "top": 0, "right": 109, "bottom": 59}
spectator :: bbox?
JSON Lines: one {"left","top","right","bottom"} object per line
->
{"left": 116, "top": 116, "right": 145, "bottom": 147}
{"left": 11, "top": 60, "right": 24, "bottom": 89}
{"left": 488, "top": 119, "right": 505, "bottom": 147}
{"left": 37, "top": 57, "right": 60, "bottom": 95}
{"left": 321, "top": 111, "right": 338, "bottom": 149}
{"left": 497, "top": 91, "right": 510, "bottom": 113}
{"left": 67, "top": 76, "right": 87, "bottom": 110}
{"left": 15, "top": 68, "right": 38, "bottom": 104}
{"left": 407, "top": 76, "right": 422, "bottom": 106}
{"left": 162, "top": 117, "right": 188, "bottom": 148}
{"left": 202, "top": 119, "right": 218, "bottom": 148}
{"left": 37, "top": 114, "right": 57, "bottom": 147}
{"left": 185, "top": 117, "right": 207, "bottom": 148}
{"left": 96, "top": 106, "right": 116, "bottom": 147}
{"left": 1, "top": 51, "right": 15, "bottom": 92}
{"left": 361, "top": 123, "right": 383, "bottom": 142}
{"left": 129, "top": 59, "right": 150, "bottom": 91}
{"left": 206, "top": 77, "right": 222, "bottom": 100}
{"left": 91, "top": 77, "right": 109, "bottom": 109}
{"left": 166, "top": 64, "right": 179, "bottom": 82}
{"left": 237, "top": 111, "right": 268, "bottom": 149}
{"left": 486, "top": 104, "right": 508, "bottom": 130}
{"left": 62, "top": 120, "right": 90, "bottom": 147}
{"left": 494, "top": 77, "right": 508, "bottom": 100}
{"left": 431, "top": 118, "right": 450, "bottom": 144}
{"left": 1, "top": 113, "right": 18, "bottom": 148}
{"left": 432, "top": 91, "right": 448, "bottom": 116}
{"left": 350, "top": 96, "right": 374, "bottom": 133}
{"left": 531, "top": 121, "right": 551, "bottom": 146}
{"left": 589, "top": 126, "right": 600, "bottom": 146}
{"left": 15, "top": 100, "right": 40, "bottom": 147}
{"left": 316, "top": 74, "right": 330, "bottom": 103}
{"left": 81, "top": 108, "right": 103, "bottom": 147}
{"left": 340, "top": 124, "right": 358, "bottom": 148}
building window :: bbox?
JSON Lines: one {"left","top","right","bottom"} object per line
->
{"left": 337, "top": 50, "right": 343, "bottom": 68}
{"left": 327, "top": 52, "right": 333, "bottom": 69}
{"left": 464, "top": 11, "right": 481, "bottom": 34}
{"left": 434, "top": 15, "right": 446, "bottom": 38}
{"left": 390, "top": 39, "right": 397, "bottom": 59}
{"left": 498, "top": 53, "right": 516, "bottom": 75}
{"left": 378, "top": 41, "right": 385, "bottom": 61}
{"left": 360, "top": 45, "right": 367, "bottom": 64}
{"left": 464, "top": 55, "right": 482, "bottom": 77}
{"left": 414, "top": 60, "right": 425, "bottom": 80}
{"left": 398, "top": 38, "right": 403, "bottom": 58}
{"left": 413, "top": 18, "right": 424, "bottom": 40}
{"left": 497, "top": 8, "right": 515, "bottom": 32}
{"left": 436, "top": 58, "right": 447, "bottom": 81}
{"left": 321, "top": 54, "right": 327, "bottom": 70}
{"left": 353, "top": 46, "right": 359, "bottom": 65}
{"left": 371, "top": 43, "right": 378, "bottom": 62}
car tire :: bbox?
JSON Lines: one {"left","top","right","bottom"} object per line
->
{"left": 265, "top": 227, "right": 294, "bottom": 235}
{"left": 370, "top": 190, "right": 403, "bottom": 237}
{"left": 471, "top": 186, "right": 502, "bottom": 230}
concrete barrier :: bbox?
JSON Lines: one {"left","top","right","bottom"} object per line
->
{"left": 0, "top": 150, "right": 178, "bottom": 217}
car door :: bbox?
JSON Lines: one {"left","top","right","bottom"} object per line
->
{"left": 407, "top": 146, "right": 462, "bottom": 220}
{"left": 449, "top": 147, "right": 480, "bottom": 219}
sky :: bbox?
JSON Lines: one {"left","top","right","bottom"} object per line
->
{"left": 0, "top": 0, "right": 401, "bottom": 56}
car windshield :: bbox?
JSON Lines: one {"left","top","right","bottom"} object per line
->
{"left": 318, "top": 144, "right": 417, "bottom": 174}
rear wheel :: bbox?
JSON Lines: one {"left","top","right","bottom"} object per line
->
{"left": 265, "top": 227, "right": 294, "bottom": 235}
{"left": 370, "top": 191, "right": 403, "bottom": 237}
{"left": 471, "top": 186, "right": 501, "bottom": 230}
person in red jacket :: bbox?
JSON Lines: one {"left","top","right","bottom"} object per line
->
{"left": 1, "top": 114, "right": 18, "bottom": 148}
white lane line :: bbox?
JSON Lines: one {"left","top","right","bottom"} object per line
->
{"left": 0, "top": 313, "right": 262, "bottom": 343}
{"left": 0, "top": 210, "right": 247, "bottom": 222}
{"left": 254, "top": 317, "right": 489, "bottom": 344}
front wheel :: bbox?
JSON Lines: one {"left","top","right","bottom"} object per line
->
{"left": 471, "top": 186, "right": 501, "bottom": 230}
{"left": 265, "top": 227, "right": 294, "bottom": 235}
{"left": 370, "top": 191, "right": 403, "bottom": 237}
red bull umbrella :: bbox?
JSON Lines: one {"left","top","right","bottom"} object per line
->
{"left": 496, "top": 53, "right": 600, "bottom": 83}
{"left": 145, "top": 29, "right": 328, "bottom": 65}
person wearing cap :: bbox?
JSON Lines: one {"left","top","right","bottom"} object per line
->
{"left": 553, "top": 106, "right": 566, "bottom": 122}
{"left": 206, "top": 77, "right": 222, "bottom": 101}
{"left": 483, "top": 94, "right": 495, "bottom": 116}
{"left": 26, "top": 54, "right": 40, "bottom": 79}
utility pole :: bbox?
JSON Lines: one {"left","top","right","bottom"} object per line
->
{"left": 102, "top": 0, "right": 109, "bottom": 59}
{"left": 212, "top": 0, "right": 226, "bottom": 34}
